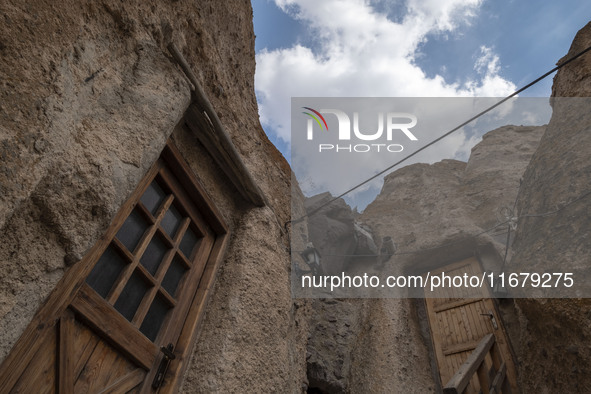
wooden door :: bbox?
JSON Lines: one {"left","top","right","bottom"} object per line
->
{"left": 0, "top": 142, "right": 229, "bottom": 393}
{"left": 424, "top": 258, "right": 518, "bottom": 393}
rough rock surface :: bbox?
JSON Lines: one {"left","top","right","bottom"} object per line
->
{"left": 347, "top": 298, "right": 437, "bottom": 393}
{"left": 305, "top": 192, "right": 378, "bottom": 275}
{"left": 508, "top": 21, "right": 591, "bottom": 393}
{"left": 306, "top": 193, "right": 357, "bottom": 275}
{"left": 0, "top": 1, "right": 307, "bottom": 392}
{"left": 302, "top": 124, "right": 544, "bottom": 392}
{"left": 354, "top": 124, "right": 544, "bottom": 390}
{"left": 363, "top": 125, "right": 545, "bottom": 264}
{"left": 306, "top": 299, "right": 368, "bottom": 393}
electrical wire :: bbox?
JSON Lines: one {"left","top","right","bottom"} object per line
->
{"left": 287, "top": 43, "right": 591, "bottom": 227}
{"left": 500, "top": 225, "right": 512, "bottom": 269}
{"left": 294, "top": 219, "right": 510, "bottom": 257}
{"left": 520, "top": 189, "right": 591, "bottom": 218}
{"left": 292, "top": 186, "right": 591, "bottom": 257}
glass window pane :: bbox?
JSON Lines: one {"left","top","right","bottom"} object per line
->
{"left": 161, "top": 204, "right": 182, "bottom": 238}
{"left": 86, "top": 245, "right": 127, "bottom": 298}
{"left": 140, "top": 235, "right": 169, "bottom": 276}
{"left": 139, "top": 295, "right": 171, "bottom": 342}
{"left": 140, "top": 181, "right": 166, "bottom": 216}
{"left": 162, "top": 256, "right": 188, "bottom": 297}
{"left": 179, "top": 226, "right": 199, "bottom": 259}
{"left": 116, "top": 209, "right": 148, "bottom": 253}
{"left": 114, "top": 272, "right": 149, "bottom": 322}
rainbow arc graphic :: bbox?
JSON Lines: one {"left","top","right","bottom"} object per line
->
{"left": 302, "top": 107, "right": 328, "bottom": 131}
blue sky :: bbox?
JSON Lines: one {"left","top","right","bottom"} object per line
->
{"left": 251, "top": 0, "right": 591, "bottom": 207}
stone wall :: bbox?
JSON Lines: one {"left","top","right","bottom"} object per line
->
{"left": 0, "top": 1, "right": 307, "bottom": 392}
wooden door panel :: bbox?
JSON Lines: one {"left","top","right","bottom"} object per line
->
{"left": 71, "top": 285, "right": 158, "bottom": 370}
{"left": 97, "top": 369, "right": 145, "bottom": 394}
{"left": 11, "top": 328, "right": 57, "bottom": 394}
{"left": 425, "top": 257, "right": 518, "bottom": 392}
{"left": 8, "top": 309, "right": 147, "bottom": 394}
{"left": 71, "top": 317, "right": 145, "bottom": 393}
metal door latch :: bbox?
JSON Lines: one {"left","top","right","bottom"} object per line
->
{"left": 152, "top": 343, "right": 176, "bottom": 389}
{"left": 480, "top": 310, "right": 498, "bottom": 330}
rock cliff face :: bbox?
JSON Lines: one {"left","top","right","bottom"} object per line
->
{"left": 357, "top": 125, "right": 544, "bottom": 391}
{"left": 363, "top": 125, "right": 545, "bottom": 268}
{"left": 304, "top": 124, "right": 544, "bottom": 391}
{"left": 508, "top": 21, "right": 591, "bottom": 393}
{"left": 305, "top": 22, "right": 591, "bottom": 393}
{"left": 0, "top": 1, "right": 306, "bottom": 392}
{"left": 305, "top": 192, "right": 378, "bottom": 276}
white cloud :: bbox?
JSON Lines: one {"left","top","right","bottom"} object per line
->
{"left": 474, "top": 46, "right": 500, "bottom": 75}
{"left": 256, "top": 0, "right": 516, "bottom": 144}
{"left": 255, "top": 0, "right": 518, "bottom": 208}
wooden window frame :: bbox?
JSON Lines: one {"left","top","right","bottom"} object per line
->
{"left": 0, "top": 140, "right": 229, "bottom": 393}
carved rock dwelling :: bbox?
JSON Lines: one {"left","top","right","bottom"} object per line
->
{"left": 1, "top": 0, "right": 590, "bottom": 392}
{"left": 0, "top": 1, "right": 307, "bottom": 392}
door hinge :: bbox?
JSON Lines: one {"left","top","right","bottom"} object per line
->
{"left": 152, "top": 343, "right": 176, "bottom": 389}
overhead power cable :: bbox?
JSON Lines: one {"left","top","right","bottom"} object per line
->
{"left": 293, "top": 220, "right": 509, "bottom": 257}
{"left": 287, "top": 43, "right": 591, "bottom": 227}
{"left": 293, "top": 187, "right": 591, "bottom": 257}
{"left": 520, "top": 189, "right": 591, "bottom": 218}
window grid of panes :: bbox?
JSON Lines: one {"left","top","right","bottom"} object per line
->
{"left": 86, "top": 172, "right": 203, "bottom": 342}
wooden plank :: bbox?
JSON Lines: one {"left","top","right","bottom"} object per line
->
{"left": 159, "top": 164, "right": 214, "bottom": 239}
{"left": 490, "top": 340, "right": 503, "bottom": 370}
{"left": 71, "top": 316, "right": 139, "bottom": 391}
{"left": 161, "top": 141, "right": 228, "bottom": 235}
{"left": 184, "top": 105, "right": 266, "bottom": 207}
{"left": 138, "top": 235, "right": 215, "bottom": 392}
{"left": 443, "top": 334, "right": 495, "bottom": 394}
{"left": 167, "top": 43, "right": 266, "bottom": 208}
{"left": 477, "top": 357, "right": 490, "bottom": 394}
{"left": 483, "top": 298, "right": 519, "bottom": 393}
{"left": 429, "top": 257, "right": 477, "bottom": 276}
{"left": 488, "top": 362, "right": 506, "bottom": 394}
{"left": 135, "top": 202, "right": 157, "bottom": 225}
{"left": 467, "top": 300, "right": 488, "bottom": 340}
{"left": 425, "top": 297, "right": 452, "bottom": 387}
{"left": 442, "top": 340, "right": 480, "bottom": 356}
{"left": 71, "top": 284, "right": 157, "bottom": 370}
{"left": 163, "top": 234, "right": 230, "bottom": 394}
{"left": 447, "top": 306, "right": 467, "bottom": 380}
{"left": 74, "top": 337, "right": 136, "bottom": 393}
{"left": 73, "top": 324, "right": 100, "bottom": 381}
{"left": 453, "top": 306, "right": 469, "bottom": 350}
{"left": 489, "top": 341, "right": 511, "bottom": 394}
{"left": 459, "top": 303, "right": 475, "bottom": 343}
{"left": 131, "top": 283, "right": 160, "bottom": 327}
{"left": 11, "top": 326, "right": 56, "bottom": 394}
{"left": 440, "top": 311, "right": 455, "bottom": 383}
{"left": 172, "top": 218, "right": 191, "bottom": 245}
{"left": 98, "top": 368, "right": 146, "bottom": 394}
{"left": 58, "top": 309, "right": 75, "bottom": 394}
